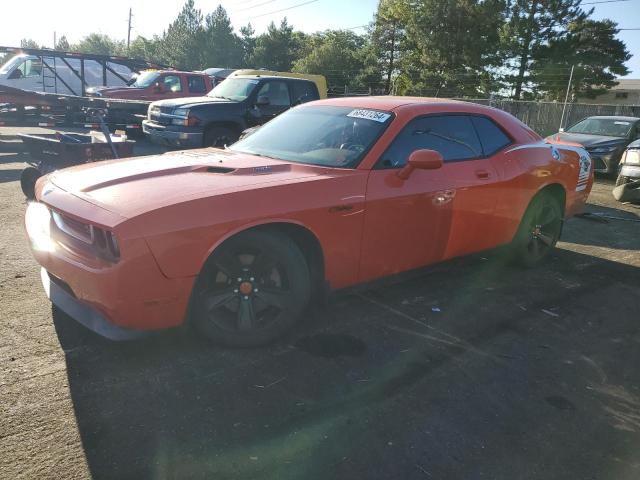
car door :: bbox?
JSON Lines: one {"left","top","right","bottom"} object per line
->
{"left": 359, "top": 114, "right": 501, "bottom": 282}
{"left": 253, "top": 80, "right": 292, "bottom": 123}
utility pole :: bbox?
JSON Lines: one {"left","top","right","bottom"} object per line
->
{"left": 127, "top": 8, "right": 133, "bottom": 50}
{"left": 53, "top": 31, "right": 57, "bottom": 49}
{"left": 559, "top": 65, "right": 575, "bottom": 131}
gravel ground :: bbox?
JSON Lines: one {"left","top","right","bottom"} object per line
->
{"left": 1, "top": 132, "right": 639, "bottom": 480}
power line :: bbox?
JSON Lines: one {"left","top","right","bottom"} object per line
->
{"left": 582, "top": 0, "right": 631, "bottom": 4}
{"left": 236, "top": 0, "right": 276, "bottom": 12}
{"left": 243, "top": 0, "right": 320, "bottom": 20}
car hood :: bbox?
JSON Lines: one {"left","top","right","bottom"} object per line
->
{"left": 43, "top": 149, "right": 333, "bottom": 220}
{"left": 152, "top": 96, "right": 234, "bottom": 109}
{"left": 547, "top": 132, "right": 626, "bottom": 149}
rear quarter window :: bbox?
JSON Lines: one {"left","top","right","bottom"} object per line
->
{"left": 291, "top": 81, "right": 319, "bottom": 105}
{"left": 470, "top": 116, "right": 513, "bottom": 156}
{"left": 187, "top": 75, "right": 207, "bottom": 93}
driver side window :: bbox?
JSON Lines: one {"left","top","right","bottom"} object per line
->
{"left": 162, "top": 75, "right": 182, "bottom": 92}
{"left": 377, "top": 115, "right": 482, "bottom": 169}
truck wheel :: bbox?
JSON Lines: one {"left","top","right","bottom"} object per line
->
{"left": 20, "top": 167, "right": 42, "bottom": 199}
{"left": 510, "top": 192, "right": 563, "bottom": 268}
{"left": 192, "top": 230, "right": 311, "bottom": 347}
{"left": 203, "top": 126, "right": 238, "bottom": 148}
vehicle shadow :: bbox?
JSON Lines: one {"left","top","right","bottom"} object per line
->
{"left": 563, "top": 204, "right": 640, "bottom": 250}
{"left": 0, "top": 168, "right": 23, "bottom": 183}
{"left": 56, "top": 248, "right": 640, "bottom": 480}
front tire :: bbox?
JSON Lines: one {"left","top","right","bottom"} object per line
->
{"left": 192, "top": 230, "right": 311, "bottom": 347}
{"left": 510, "top": 192, "right": 563, "bottom": 267}
{"left": 20, "top": 167, "right": 42, "bottom": 199}
{"left": 203, "top": 126, "right": 238, "bottom": 148}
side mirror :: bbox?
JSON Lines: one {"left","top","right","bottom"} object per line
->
{"left": 397, "top": 149, "right": 443, "bottom": 180}
{"left": 559, "top": 127, "right": 565, "bottom": 133}
{"left": 256, "top": 95, "right": 270, "bottom": 107}
{"left": 153, "top": 82, "right": 164, "bottom": 93}
{"left": 8, "top": 69, "right": 23, "bottom": 80}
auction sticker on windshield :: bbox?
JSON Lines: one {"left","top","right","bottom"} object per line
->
{"left": 347, "top": 109, "right": 391, "bottom": 123}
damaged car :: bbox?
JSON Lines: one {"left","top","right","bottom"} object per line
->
{"left": 26, "top": 97, "right": 593, "bottom": 347}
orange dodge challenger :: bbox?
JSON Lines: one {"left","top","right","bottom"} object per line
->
{"left": 26, "top": 97, "right": 593, "bottom": 346}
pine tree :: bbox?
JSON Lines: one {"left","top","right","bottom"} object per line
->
{"left": 160, "top": 0, "right": 204, "bottom": 70}
{"left": 531, "top": 18, "right": 631, "bottom": 100}
{"left": 202, "top": 5, "right": 242, "bottom": 68}
{"left": 501, "top": 0, "right": 586, "bottom": 99}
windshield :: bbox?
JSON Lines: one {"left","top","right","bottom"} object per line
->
{"left": 132, "top": 71, "right": 160, "bottom": 88}
{"left": 207, "top": 78, "right": 259, "bottom": 101}
{"left": 230, "top": 105, "right": 393, "bottom": 168}
{"left": 567, "top": 118, "right": 633, "bottom": 138}
{"left": 0, "top": 55, "right": 25, "bottom": 75}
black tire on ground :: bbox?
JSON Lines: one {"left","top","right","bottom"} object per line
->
{"left": 203, "top": 126, "right": 239, "bottom": 148}
{"left": 20, "top": 167, "right": 43, "bottom": 199}
{"left": 510, "top": 191, "right": 563, "bottom": 268}
{"left": 615, "top": 174, "right": 629, "bottom": 187}
{"left": 191, "top": 229, "right": 311, "bottom": 347}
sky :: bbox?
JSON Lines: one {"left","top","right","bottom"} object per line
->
{"left": 0, "top": 0, "right": 638, "bottom": 77}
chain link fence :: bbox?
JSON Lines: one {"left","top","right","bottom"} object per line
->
{"left": 329, "top": 87, "right": 640, "bottom": 137}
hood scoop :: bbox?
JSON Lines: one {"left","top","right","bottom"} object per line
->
{"left": 206, "top": 166, "right": 235, "bottom": 174}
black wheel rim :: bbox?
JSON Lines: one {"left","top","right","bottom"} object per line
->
{"left": 200, "top": 246, "right": 293, "bottom": 333}
{"left": 526, "top": 198, "right": 562, "bottom": 260}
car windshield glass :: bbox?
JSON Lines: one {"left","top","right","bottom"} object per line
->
{"left": 207, "top": 78, "right": 258, "bottom": 101}
{"left": 0, "top": 55, "right": 25, "bottom": 74}
{"left": 567, "top": 118, "right": 633, "bottom": 137}
{"left": 229, "top": 105, "right": 393, "bottom": 168}
{"left": 132, "top": 71, "right": 160, "bottom": 88}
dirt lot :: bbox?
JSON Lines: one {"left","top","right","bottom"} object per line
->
{"left": 1, "top": 132, "right": 639, "bottom": 480}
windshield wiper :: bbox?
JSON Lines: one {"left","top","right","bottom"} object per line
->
{"left": 210, "top": 95, "right": 233, "bottom": 101}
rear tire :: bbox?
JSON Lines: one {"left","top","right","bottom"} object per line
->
{"left": 191, "top": 230, "right": 311, "bottom": 347}
{"left": 510, "top": 191, "right": 563, "bottom": 268}
{"left": 203, "top": 126, "right": 238, "bottom": 148}
{"left": 20, "top": 167, "right": 42, "bottom": 199}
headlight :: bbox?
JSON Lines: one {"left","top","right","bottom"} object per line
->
{"left": 173, "top": 108, "right": 189, "bottom": 117}
{"left": 623, "top": 149, "right": 640, "bottom": 165}
{"left": 25, "top": 202, "right": 55, "bottom": 252}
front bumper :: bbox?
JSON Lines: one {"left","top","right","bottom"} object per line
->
{"left": 42, "top": 268, "right": 144, "bottom": 340}
{"left": 619, "top": 164, "right": 640, "bottom": 179}
{"left": 142, "top": 120, "right": 203, "bottom": 148}
{"left": 587, "top": 152, "right": 620, "bottom": 174}
{"left": 28, "top": 218, "right": 195, "bottom": 339}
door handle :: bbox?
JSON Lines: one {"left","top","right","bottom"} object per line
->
{"left": 475, "top": 169, "right": 491, "bottom": 179}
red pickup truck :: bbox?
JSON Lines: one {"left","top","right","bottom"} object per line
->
{"left": 86, "top": 70, "right": 215, "bottom": 101}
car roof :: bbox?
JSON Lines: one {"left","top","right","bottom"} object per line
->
{"left": 310, "top": 96, "right": 471, "bottom": 111}
{"left": 585, "top": 116, "right": 640, "bottom": 122}
{"left": 233, "top": 74, "right": 312, "bottom": 82}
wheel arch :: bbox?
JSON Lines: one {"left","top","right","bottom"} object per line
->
{"left": 538, "top": 182, "right": 567, "bottom": 216}
{"left": 203, "top": 120, "right": 244, "bottom": 136}
{"left": 200, "top": 220, "right": 327, "bottom": 302}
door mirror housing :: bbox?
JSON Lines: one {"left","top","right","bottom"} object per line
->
{"left": 153, "top": 82, "right": 165, "bottom": 93}
{"left": 397, "top": 149, "right": 444, "bottom": 180}
{"left": 256, "top": 95, "right": 270, "bottom": 107}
